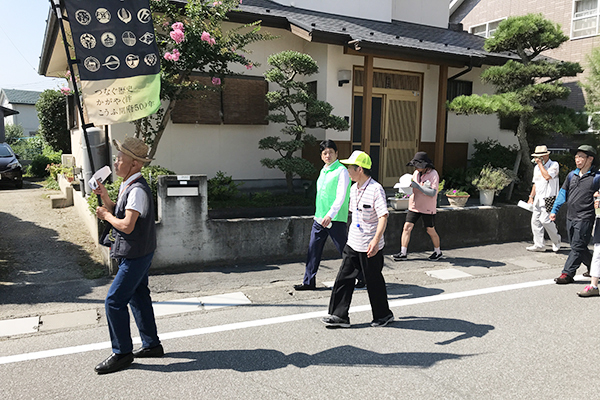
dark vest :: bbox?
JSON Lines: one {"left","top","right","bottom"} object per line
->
{"left": 110, "top": 176, "right": 157, "bottom": 259}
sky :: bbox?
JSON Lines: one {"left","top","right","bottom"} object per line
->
{"left": 0, "top": 0, "right": 64, "bottom": 93}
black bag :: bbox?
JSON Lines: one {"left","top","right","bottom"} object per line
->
{"left": 99, "top": 220, "right": 115, "bottom": 247}
{"left": 544, "top": 196, "right": 556, "bottom": 213}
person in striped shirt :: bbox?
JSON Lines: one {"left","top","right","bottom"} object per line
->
{"left": 321, "top": 151, "right": 394, "bottom": 328}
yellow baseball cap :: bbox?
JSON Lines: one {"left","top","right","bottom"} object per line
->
{"left": 340, "top": 150, "right": 372, "bottom": 169}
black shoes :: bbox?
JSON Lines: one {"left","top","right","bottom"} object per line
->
{"left": 133, "top": 344, "right": 164, "bottom": 358}
{"left": 428, "top": 251, "right": 443, "bottom": 261}
{"left": 355, "top": 279, "right": 366, "bottom": 289}
{"left": 294, "top": 283, "right": 316, "bottom": 291}
{"left": 94, "top": 352, "right": 134, "bottom": 374}
{"left": 393, "top": 253, "right": 407, "bottom": 261}
{"left": 371, "top": 313, "right": 394, "bottom": 327}
{"left": 555, "top": 273, "right": 574, "bottom": 284}
{"left": 321, "top": 315, "right": 351, "bottom": 328}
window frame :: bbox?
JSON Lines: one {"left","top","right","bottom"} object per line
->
{"left": 571, "top": 0, "right": 600, "bottom": 40}
{"left": 469, "top": 18, "right": 505, "bottom": 38}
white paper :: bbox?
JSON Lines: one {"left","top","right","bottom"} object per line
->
{"left": 88, "top": 165, "right": 112, "bottom": 190}
{"left": 517, "top": 200, "right": 533, "bottom": 212}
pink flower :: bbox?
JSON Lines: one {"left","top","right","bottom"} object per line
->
{"left": 208, "top": 37, "right": 216, "bottom": 46}
{"left": 170, "top": 29, "right": 184, "bottom": 44}
{"left": 171, "top": 49, "right": 180, "bottom": 61}
{"left": 211, "top": 77, "right": 221, "bottom": 85}
{"left": 201, "top": 31, "right": 211, "bottom": 42}
{"left": 60, "top": 87, "right": 71, "bottom": 95}
{"left": 164, "top": 52, "right": 173, "bottom": 61}
{"left": 213, "top": 1, "right": 222, "bottom": 5}
{"left": 246, "top": 63, "right": 253, "bottom": 70}
{"left": 171, "top": 22, "right": 184, "bottom": 31}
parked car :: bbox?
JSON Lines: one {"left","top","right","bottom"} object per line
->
{"left": 0, "top": 142, "right": 23, "bottom": 188}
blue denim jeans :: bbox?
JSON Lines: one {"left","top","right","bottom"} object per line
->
{"left": 105, "top": 252, "right": 160, "bottom": 354}
{"left": 303, "top": 220, "right": 348, "bottom": 286}
{"left": 562, "top": 218, "right": 594, "bottom": 277}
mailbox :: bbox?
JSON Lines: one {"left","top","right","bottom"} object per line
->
{"left": 166, "top": 175, "right": 199, "bottom": 197}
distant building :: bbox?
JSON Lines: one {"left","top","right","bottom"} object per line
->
{"left": 0, "top": 89, "right": 42, "bottom": 137}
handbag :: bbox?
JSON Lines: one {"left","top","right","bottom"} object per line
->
{"left": 544, "top": 196, "right": 556, "bottom": 213}
{"left": 98, "top": 220, "right": 115, "bottom": 247}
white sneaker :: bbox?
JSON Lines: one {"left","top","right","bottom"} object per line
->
{"left": 526, "top": 245, "right": 545, "bottom": 252}
{"left": 552, "top": 239, "right": 561, "bottom": 252}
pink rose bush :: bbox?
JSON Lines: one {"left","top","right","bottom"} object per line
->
{"left": 201, "top": 31, "right": 216, "bottom": 46}
{"left": 211, "top": 77, "right": 221, "bottom": 85}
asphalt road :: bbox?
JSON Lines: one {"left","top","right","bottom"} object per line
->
{"left": 1, "top": 242, "right": 597, "bottom": 399}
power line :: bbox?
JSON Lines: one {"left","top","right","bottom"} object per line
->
{"left": 0, "top": 21, "right": 40, "bottom": 74}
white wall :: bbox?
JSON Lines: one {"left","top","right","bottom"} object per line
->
{"left": 446, "top": 66, "right": 518, "bottom": 158}
{"left": 2, "top": 103, "right": 39, "bottom": 137}
{"left": 272, "top": 0, "right": 393, "bottom": 22}
{"left": 392, "top": 0, "right": 450, "bottom": 28}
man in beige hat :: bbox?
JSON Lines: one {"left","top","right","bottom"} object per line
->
{"left": 93, "top": 137, "right": 163, "bottom": 374}
{"left": 526, "top": 145, "right": 561, "bottom": 252}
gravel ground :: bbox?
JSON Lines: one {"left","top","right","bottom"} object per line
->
{"left": 0, "top": 178, "right": 106, "bottom": 285}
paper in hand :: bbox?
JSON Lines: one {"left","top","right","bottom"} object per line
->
{"left": 88, "top": 165, "right": 112, "bottom": 190}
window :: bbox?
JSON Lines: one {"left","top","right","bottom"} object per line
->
{"left": 469, "top": 19, "right": 504, "bottom": 38}
{"left": 171, "top": 75, "right": 268, "bottom": 125}
{"left": 572, "top": 0, "right": 599, "bottom": 39}
{"left": 447, "top": 80, "right": 472, "bottom": 101}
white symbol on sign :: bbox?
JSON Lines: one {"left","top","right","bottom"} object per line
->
{"left": 101, "top": 32, "right": 117, "bottom": 48}
{"left": 126, "top": 54, "right": 140, "bottom": 69}
{"left": 144, "top": 53, "right": 158, "bottom": 66}
{"left": 75, "top": 10, "right": 92, "bottom": 26}
{"left": 80, "top": 33, "right": 96, "bottom": 49}
{"left": 103, "top": 55, "right": 120, "bottom": 70}
{"left": 139, "top": 32, "right": 155, "bottom": 45}
{"left": 84, "top": 56, "right": 100, "bottom": 72}
{"left": 137, "top": 8, "right": 151, "bottom": 24}
{"left": 117, "top": 8, "right": 132, "bottom": 23}
{"left": 96, "top": 8, "right": 111, "bottom": 24}
{"left": 122, "top": 31, "right": 136, "bottom": 47}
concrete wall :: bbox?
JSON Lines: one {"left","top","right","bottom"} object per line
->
{"left": 148, "top": 175, "right": 543, "bottom": 270}
{"left": 2, "top": 103, "right": 39, "bottom": 137}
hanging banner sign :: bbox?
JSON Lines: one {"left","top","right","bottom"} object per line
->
{"left": 63, "top": 0, "right": 161, "bottom": 125}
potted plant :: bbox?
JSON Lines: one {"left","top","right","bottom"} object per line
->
{"left": 471, "top": 164, "right": 514, "bottom": 206}
{"left": 445, "top": 189, "right": 470, "bottom": 207}
{"left": 389, "top": 192, "right": 410, "bottom": 210}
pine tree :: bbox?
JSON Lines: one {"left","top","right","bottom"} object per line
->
{"left": 260, "top": 51, "right": 349, "bottom": 193}
{"left": 448, "top": 14, "right": 585, "bottom": 186}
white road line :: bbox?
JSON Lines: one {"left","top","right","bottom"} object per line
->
{"left": 0, "top": 277, "right": 563, "bottom": 365}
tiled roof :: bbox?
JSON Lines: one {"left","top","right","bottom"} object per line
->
{"left": 226, "top": 0, "right": 517, "bottom": 67}
{"left": 1, "top": 89, "right": 42, "bottom": 105}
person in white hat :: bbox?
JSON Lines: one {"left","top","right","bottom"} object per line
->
{"left": 526, "top": 145, "right": 561, "bottom": 252}
{"left": 321, "top": 151, "right": 394, "bottom": 328}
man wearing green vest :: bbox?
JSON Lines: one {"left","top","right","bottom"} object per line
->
{"left": 294, "top": 140, "right": 352, "bottom": 290}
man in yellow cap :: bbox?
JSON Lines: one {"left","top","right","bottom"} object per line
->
{"left": 93, "top": 137, "right": 163, "bottom": 374}
{"left": 322, "top": 151, "right": 394, "bottom": 328}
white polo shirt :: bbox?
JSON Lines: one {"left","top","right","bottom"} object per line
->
{"left": 346, "top": 178, "right": 389, "bottom": 252}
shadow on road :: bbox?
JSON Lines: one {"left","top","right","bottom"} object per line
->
{"left": 385, "top": 282, "right": 444, "bottom": 300}
{"left": 132, "top": 345, "right": 474, "bottom": 373}
{"left": 393, "top": 316, "right": 495, "bottom": 345}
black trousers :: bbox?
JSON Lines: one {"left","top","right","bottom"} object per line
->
{"left": 328, "top": 245, "right": 392, "bottom": 321}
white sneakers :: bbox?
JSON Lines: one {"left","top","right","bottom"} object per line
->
{"left": 526, "top": 245, "right": 545, "bottom": 252}
{"left": 552, "top": 235, "right": 562, "bottom": 252}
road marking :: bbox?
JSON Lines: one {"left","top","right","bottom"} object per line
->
{"left": 0, "top": 277, "right": 565, "bottom": 365}
{"left": 425, "top": 268, "right": 473, "bottom": 280}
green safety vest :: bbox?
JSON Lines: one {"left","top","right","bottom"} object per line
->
{"left": 315, "top": 160, "right": 350, "bottom": 222}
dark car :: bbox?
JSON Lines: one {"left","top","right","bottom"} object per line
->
{"left": 0, "top": 142, "right": 23, "bottom": 189}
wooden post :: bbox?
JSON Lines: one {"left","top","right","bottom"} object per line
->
{"left": 435, "top": 65, "right": 448, "bottom": 171}
{"left": 361, "top": 55, "right": 374, "bottom": 152}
